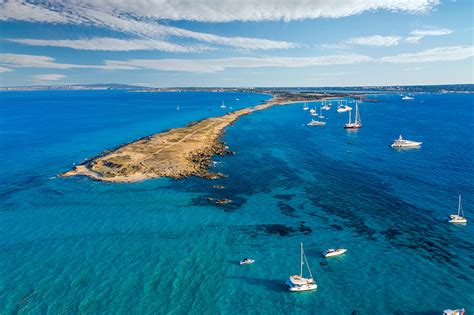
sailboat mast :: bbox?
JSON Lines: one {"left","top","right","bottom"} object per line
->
{"left": 348, "top": 110, "right": 352, "bottom": 124}
{"left": 300, "top": 242, "right": 303, "bottom": 277}
{"left": 301, "top": 244, "right": 313, "bottom": 279}
{"left": 355, "top": 102, "right": 360, "bottom": 124}
{"left": 458, "top": 194, "right": 464, "bottom": 217}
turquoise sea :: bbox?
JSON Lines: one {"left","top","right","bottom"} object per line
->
{"left": 1, "top": 91, "right": 473, "bottom": 314}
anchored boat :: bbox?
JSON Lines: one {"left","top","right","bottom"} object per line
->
{"left": 286, "top": 243, "right": 317, "bottom": 292}
{"left": 307, "top": 119, "right": 326, "bottom": 126}
{"left": 390, "top": 135, "right": 422, "bottom": 148}
{"left": 239, "top": 258, "right": 255, "bottom": 265}
{"left": 323, "top": 248, "right": 347, "bottom": 258}
{"left": 344, "top": 102, "right": 362, "bottom": 129}
{"left": 449, "top": 195, "right": 467, "bottom": 224}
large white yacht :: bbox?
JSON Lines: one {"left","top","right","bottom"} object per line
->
{"left": 286, "top": 243, "right": 317, "bottom": 292}
{"left": 390, "top": 135, "right": 422, "bottom": 148}
{"left": 449, "top": 195, "right": 467, "bottom": 224}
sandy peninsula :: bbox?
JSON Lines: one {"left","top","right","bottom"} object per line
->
{"left": 60, "top": 93, "right": 327, "bottom": 182}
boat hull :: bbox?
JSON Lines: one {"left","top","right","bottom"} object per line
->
{"left": 286, "top": 279, "right": 317, "bottom": 292}
{"left": 344, "top": 124, "right": 362, "bottom": 129}
{"left": 323, "top": 249, "right": 347, "bottom": 257}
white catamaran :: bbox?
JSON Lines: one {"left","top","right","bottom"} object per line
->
{"left": 344, "top": 101, "right": 362, "bottom": 129}
{"left": 286, "top": 243, "right": 317, "bottom": 292}
{"left": 449, "top": 195, "right": 467, "bottom": 224}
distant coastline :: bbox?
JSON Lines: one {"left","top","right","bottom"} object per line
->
{"left": 1, "top": 83, "right": 473, "bottom": 94}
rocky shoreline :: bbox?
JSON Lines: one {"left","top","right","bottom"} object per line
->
{"left": 60, "top": 93, "right": 329, "bottom": 182}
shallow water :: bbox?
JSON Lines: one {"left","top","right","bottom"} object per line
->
{"left": 1, "top": 91, "right": 473, "bottom": 314}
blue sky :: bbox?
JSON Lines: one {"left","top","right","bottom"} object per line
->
{"left": 0, "top": 0, "right": 473, "bottom": 87}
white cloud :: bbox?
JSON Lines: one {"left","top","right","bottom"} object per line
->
{"left": 379, "top": 45, "right": 474, "bottom": 63}
{"left": 405, "top": 36, "right": 423, "bottom": 44}
{"left": 0, "top": 1, "right": 296, "bottom": 50}
{"left": 0, "top": 0, "right": 68, "bottom": 23}
{"left": 410, "top": 28, "right": 454, "bottom": 36}
{"left": 345, "top": 35, "right": 402, "bottom": 47}
{"left": 0, "top": 53, "right": 93, "bottom": 69}
{"left": 32, "top": 74, "right": 66, "bottom": 81}
{"left": 7, "top": 37, "right": 212, "bottom": 52}
{"left": 9, "top": 0, "right": 437, "bottom": 23}
{"left": 103, "top": 54, "right": 372, "bottom": 73}
{"left": 405, "top": 27, "right": 454, "bottom": 43}
{"left": 0, "top": 66, "right": 13, "bottom": 73}
{"left": 0, "top": 1, "right": 440, "bottom": 50}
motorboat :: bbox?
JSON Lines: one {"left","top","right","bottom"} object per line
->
{"left": 307, "top": 119, "right": 326, "bottom": 126}
{"left": 286, "top": 243, "right": 317, "bottom": 292}
{"left": 390, "top": 135, "right": 422, "bottom": 148}
{"left": 309, "top": 108, "right": 316, "bottom": 114}
{"left": 323, "top": 248, "right": 347, "bottom": 258}
{"left": 344, "top": 102, "right": 362, "bottom": 129}
{"left": 239, "top": 258, "right": 255, "bottom": 265}
{"left": 449, "top": 195, "right": 467, "bottom": 224}
{"left": 443, "top": 309, "right": 465, "bottom": 315}
{"left": 402, "top": 96, "right": 414, "bottom": 100}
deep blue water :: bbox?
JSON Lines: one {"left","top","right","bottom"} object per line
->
{"left": 1, "top": 91, "right": 473, "bottom": 314}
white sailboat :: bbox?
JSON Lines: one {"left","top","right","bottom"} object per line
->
{"left": 286, "top": 243, "right": 317, "bottom": 292}
{"left": 337, "top": 100, "right": 352, "bottom": 113}
{"left": 321, "top": 101, "right": 331, "bottom": 110}
{"left": 318, "top": 106, "right": 325, "bottom": 118}
{"left": 303, "top": 103, "right": 309, "bottom": 111}
{"left": 220, "top": 101, "right": 226, "bottom": 108}
{"left": 344, "top": 101, "right": 362, "bottom": 129}
{"left": 176, "top": 104, "right": 180, "bottom": 111}
{"left": 449, "top": 195, "right": 467, "bottom": 224}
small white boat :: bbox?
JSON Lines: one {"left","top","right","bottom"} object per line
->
{"left": 321, "top": 101, "right": 331, "bottom": 110}
{"left": 449, "top": 195, "right": 467, "bottom": 224}
{"left": 402, "top": 95, "right": 414, "bottom": 100}
{"left": 286, "top": 243, "right": 317, "bottom": 292}
{"left": 220, "top": 101, "right": 226, "bottom": 108}
{"left": 239, "top": 258, "right": 255, "bottom": 265}
{"left": 323, "top": 248, "right": 347, "bottom": 258}
{"left": 390, "top": 135, "right": 422, "bottom": 148}
{"left": 307, "top": 119, "right": 326, "bottom": 126}
{"left": 443, "top": 308, "right": 465, "bottom": 315}
{"left": 303, "top": 103, "right": 309, "bottom": 111}
{"left": 309, "top": 108, "right": 316, "bottom": 114}
{"left": 318, "top": 106, "right": 325, "bottom": 119}
{"left": 337, "top": 106, "right": 352, "bottom": 113}
{"left": 337, "top": 100, "right": 352, "bottom": 112}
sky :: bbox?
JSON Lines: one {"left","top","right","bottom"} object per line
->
{"left": 0, "top": 0, "right": 473, "bottom": 87}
